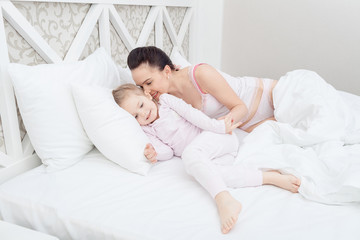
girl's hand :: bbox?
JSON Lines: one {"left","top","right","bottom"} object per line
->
{"left": 144, "top": 143, "right": 158, "bottom": 163}
{"left": 220, "top": 113, "right": 242, "bottom": 134}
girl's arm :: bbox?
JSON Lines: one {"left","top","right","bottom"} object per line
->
{"left": 142, "top": 127, "right": 174, "bottom": 161}
{"left": 159, "top": 94, "right": 240, "bottom": 134}
{"left": 194, "top": 64, "right": 248, "bottom": 125}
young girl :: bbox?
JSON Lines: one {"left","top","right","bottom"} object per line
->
{"left": 112, "top": 83, "right": 301, "bottom": 234}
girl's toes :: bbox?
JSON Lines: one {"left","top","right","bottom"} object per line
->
{"left": 296, "top": 179, "right": 301, "bottom": 186}
{"left": 293, "top": 184, "right": 299, "bottom": 193}
{"left": 222, "top": 225, "right": 230, "bottom": 234}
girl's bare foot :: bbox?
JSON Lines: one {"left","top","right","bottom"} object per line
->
{"left": 214, "top": 191, "right": 242, "bottom": 234}
{"left": 263, "top": 170, "right": 301, "bottom": 193}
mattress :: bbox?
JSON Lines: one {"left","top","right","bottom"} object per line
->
{"left": 0, "top": 148, "right": 359, "bottom": 240}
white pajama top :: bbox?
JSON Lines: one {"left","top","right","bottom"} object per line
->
{"left": 141, "top": 93, "right": 226, "bottom": 160}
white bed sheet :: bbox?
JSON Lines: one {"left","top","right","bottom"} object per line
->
{"left": 0, "top": 148, "right": 360, "bottom": 240}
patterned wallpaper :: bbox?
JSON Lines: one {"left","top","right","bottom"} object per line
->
{"left": 0, "top": 1, "right": 190, "bottom": 153}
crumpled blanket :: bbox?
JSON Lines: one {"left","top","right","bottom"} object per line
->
{"left": 235, "top": 69, "right": 360, "bottom": 204}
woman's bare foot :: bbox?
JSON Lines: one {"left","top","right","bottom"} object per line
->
{"left": 214, "top": 191, "right": 242, "bottom": 234}
{"left": 263, "top": 170, "right": 301, "bottom": 193}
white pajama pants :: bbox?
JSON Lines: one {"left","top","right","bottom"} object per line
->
{"left": 181, "top": 131, "right": 263, "bottom": 198}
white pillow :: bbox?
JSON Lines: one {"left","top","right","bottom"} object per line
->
{"left": 8, "top": 48, "right": 121, "bottom": 171}
{"left": 71, "top": 84, "right": 151, "bottom": 175}
{"left": 117, "top": 65, "right": 134, "bottom": 84}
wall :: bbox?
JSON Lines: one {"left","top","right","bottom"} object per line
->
{"left": 191, "top": 0, "right": 224, "bottom": 69}
{"left": 221, "top": 0, "right": 360, "bottom": 95}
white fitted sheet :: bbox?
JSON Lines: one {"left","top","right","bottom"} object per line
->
{"left": 0, "top": 148, "right": 360, "bottom": 240}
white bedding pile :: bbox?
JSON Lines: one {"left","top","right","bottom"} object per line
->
{"left": 237, "top": 70, "right": 360, "bottom": 204}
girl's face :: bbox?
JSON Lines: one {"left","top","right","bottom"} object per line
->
{"left": 120, "top": 93, "right": 159, "bottom": 126}
{"left": 131, "top": 63, "right": 170, "bottom": 99}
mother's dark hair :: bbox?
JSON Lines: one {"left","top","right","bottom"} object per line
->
{"left": 127, "top": 46, "right": 175, "bottom": 71}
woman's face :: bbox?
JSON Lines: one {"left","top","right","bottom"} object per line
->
{"left": 131, "top": 63, "right": 169, "bottom": 99}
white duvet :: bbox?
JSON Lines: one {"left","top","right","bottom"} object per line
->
{"left": 236, "top": 70, "right": 360, "bottom": 204}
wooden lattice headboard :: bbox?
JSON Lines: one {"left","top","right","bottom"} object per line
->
{"left": 0, "top": 0, "right": 196, "bottom": 183}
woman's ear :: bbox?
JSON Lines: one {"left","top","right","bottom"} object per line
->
{"left": 164, "top": 65, "right": 172, "bottom": 75}
{"left": 163, "top": 65, "right": 172, "bottom": 80}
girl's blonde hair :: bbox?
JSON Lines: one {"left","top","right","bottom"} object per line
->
{"left": 112, "top": 83, "right": 145, "bottom": 106}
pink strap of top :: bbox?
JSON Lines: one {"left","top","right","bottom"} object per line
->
{"left": 190, "top": 63, "right": 206, "bottom": 94}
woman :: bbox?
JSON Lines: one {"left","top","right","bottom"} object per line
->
{"left": 127, "top": 46, "right": 277, "bottom": 133}
{"left": 126, "top": 46, "right": 283, "bottom": 234}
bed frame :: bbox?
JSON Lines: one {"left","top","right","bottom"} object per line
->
{"left": 0, "top": 0, "right": 196, "bottom": 183}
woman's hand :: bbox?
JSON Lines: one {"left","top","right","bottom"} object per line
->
{"left": 144, "top": 143, "right": 157, "bottom": 163}
{"left": 219, "top": 113, "right": 242, "bottom": 134}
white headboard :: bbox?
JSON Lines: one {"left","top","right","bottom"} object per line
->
{"left": 0, "top": 0, "right": 196, "bottom": 183}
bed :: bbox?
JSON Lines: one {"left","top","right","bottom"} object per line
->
{"left": 0, "top": 1, "right": 360, "bottom": 240}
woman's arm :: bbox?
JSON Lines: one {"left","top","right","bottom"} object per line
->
{"left": 194, "top": 64, "right": 249, "bottom": 125}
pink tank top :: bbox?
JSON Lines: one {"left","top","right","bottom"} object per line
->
{"left": 189, "top": 64, "right": 275, "bottom": 130}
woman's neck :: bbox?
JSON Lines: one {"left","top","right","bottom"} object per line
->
{"left": 167, "top": 67, "right": 189, "bottom": 98}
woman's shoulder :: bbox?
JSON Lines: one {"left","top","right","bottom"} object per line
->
{"left": 193, "top": 63, "right": 214, "bottom": 70}
{"left": 194, "top": 63, "right": 218, "bottom": 76}
{"left": 193, "top": 64, "right": 222, "bottom": 83}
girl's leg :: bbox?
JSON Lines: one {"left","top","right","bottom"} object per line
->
{"left": 214, "top": 191, "right": 242, "bottom": 234}
{"left": 182, "top": 131, "right": 239, "bottom": 198}
{"left": 262, "top": 170, "right": 301, "bottom": 193}
{"left": 217, "top": 163, "right": 301, "bottom": 192}
{"left": 181, "top": 131, "right": 241, "bottom": 234}
{"left": 216, "top": 162, "right": 263, "bottom": 188}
